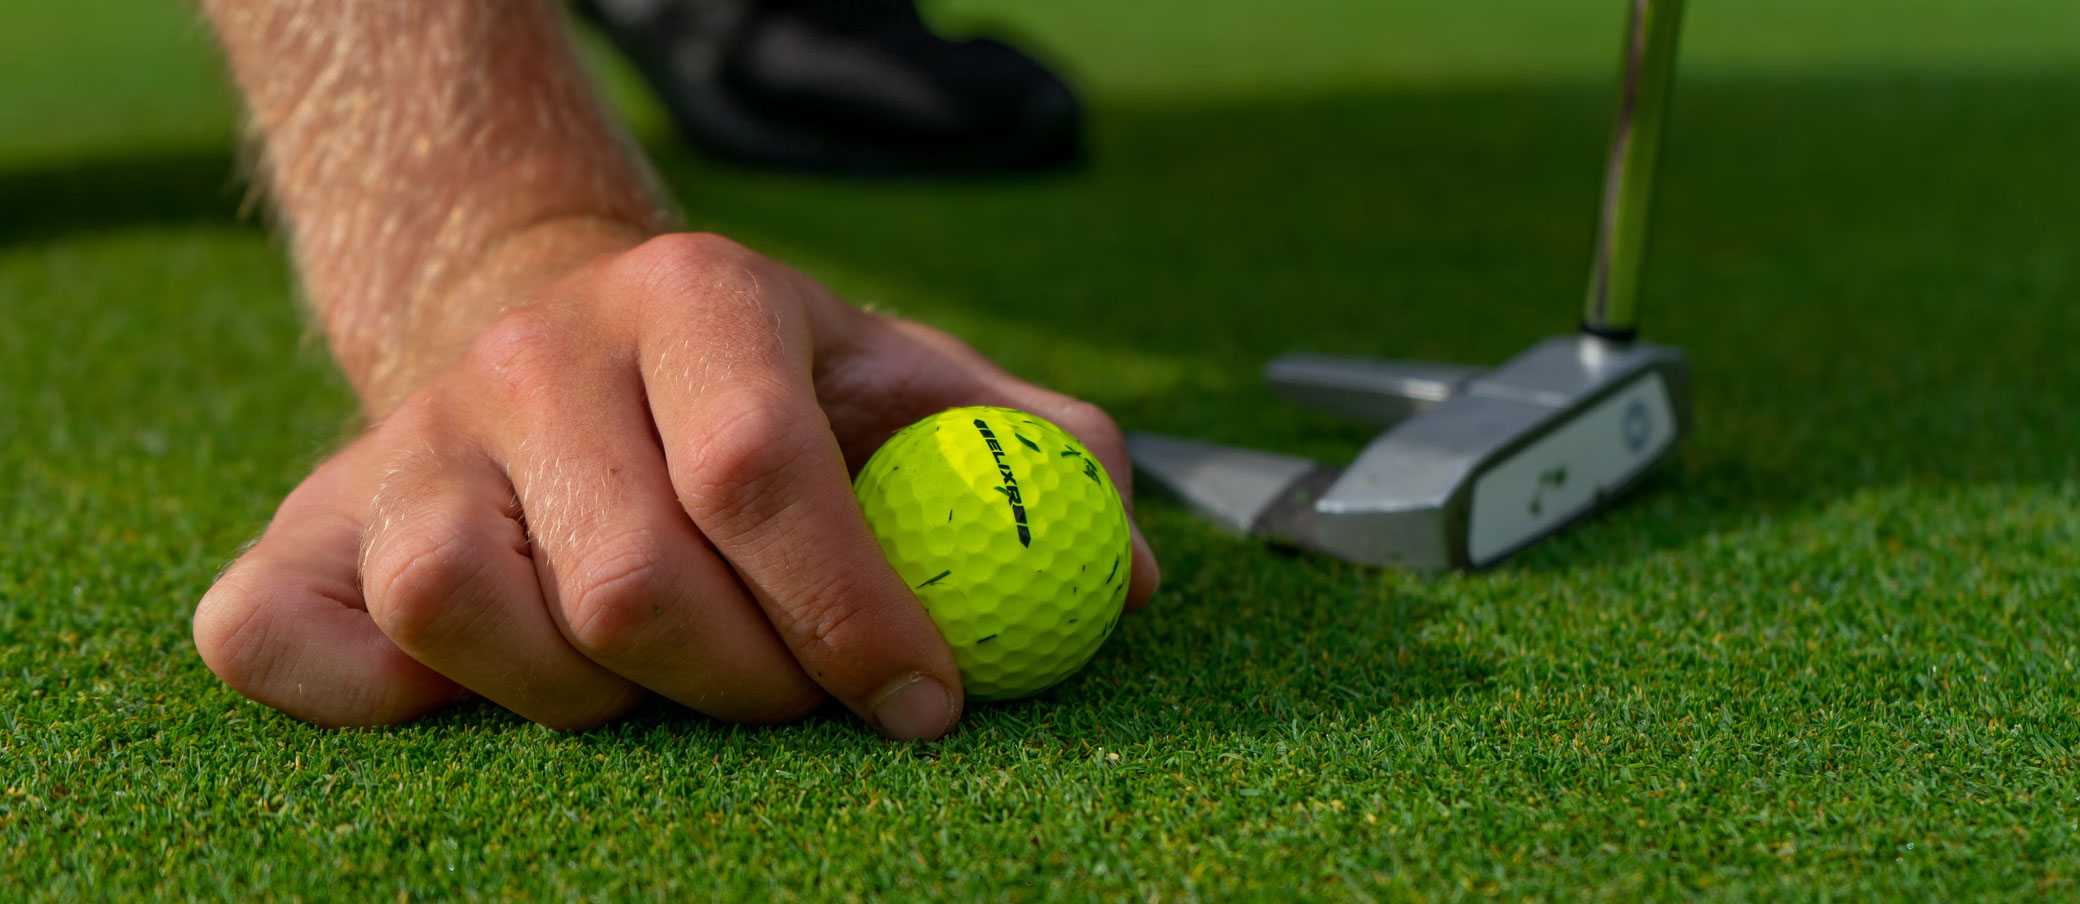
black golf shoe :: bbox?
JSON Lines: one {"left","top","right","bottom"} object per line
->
{"left": 576, "top": 0, "right": 1085, "bottom": 176}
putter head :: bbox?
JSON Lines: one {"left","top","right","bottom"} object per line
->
{"left": 1129, "top": 334, "right": 1690, "bottom": 570}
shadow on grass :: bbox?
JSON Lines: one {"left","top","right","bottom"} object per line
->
{"left": 0, "top": 146, "right": 253, "bottom": 245}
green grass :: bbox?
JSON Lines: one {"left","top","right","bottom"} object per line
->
{"left": 6, "top": 0, "right": 2080, "bottom": 898}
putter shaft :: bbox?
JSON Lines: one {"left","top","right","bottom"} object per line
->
{"left": 1583, "top": 0, "right": 1685, "bottom": 339}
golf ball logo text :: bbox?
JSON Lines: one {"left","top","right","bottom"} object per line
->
{"left": 971, "top": 418, "right": 1032, "bottom": 547}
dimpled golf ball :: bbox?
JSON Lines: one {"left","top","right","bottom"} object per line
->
{"left": 854, "top": 405, "right": 1131, "bottom": 701}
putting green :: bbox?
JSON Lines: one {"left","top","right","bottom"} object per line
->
{"left": 4, "top": 0, "right": 2077, "bottom": 897}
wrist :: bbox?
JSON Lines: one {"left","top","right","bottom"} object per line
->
{"left": 351, "top": 214, "right": 655, "bottom": 416}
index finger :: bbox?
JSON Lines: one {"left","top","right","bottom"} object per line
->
{"left": 627, "top": 241, "right": 963, "bottom": 740}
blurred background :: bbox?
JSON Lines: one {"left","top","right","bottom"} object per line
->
{"left": 3, "top": 3, "right": 2079, "bottom": 895}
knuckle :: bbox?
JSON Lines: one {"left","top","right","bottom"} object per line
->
{"left": 1054, "top": 399, "right": 1125, "bottom": 450}
{"left": 462, "top": 309, "right": 569, "bottom": 399}
{"left": 637, "top": 231, "right": 750, "bottom": 266}
{"left": 363, "top": 525, "right": 485, "bottom": 648}
{"left": 565, "top": 532, "right": 672, "bottom": 658}
{"left": 774, "top": 570, "right": 874, "bottom": 663}
{"left": 619, "top": 235, "right": 799, "bottom": 381}
{"left": 675, "top": 389, "right": 820, "bottom": 530}
{"left": 618, "top": 233, "right": 760, "bottom": 304}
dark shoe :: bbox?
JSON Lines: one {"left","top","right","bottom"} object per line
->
{"left": 576, "top": 0, "right": 1084, "bottom": 176}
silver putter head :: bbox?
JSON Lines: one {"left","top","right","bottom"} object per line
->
{"left": 1128, "top": 334, "right": 1689, "bottom": 570}
{"left": 1131, "top": 0, "right": 1692, "bottom": 570}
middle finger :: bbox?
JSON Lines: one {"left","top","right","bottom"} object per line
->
{"left": 465, "top": 316, "right": 826, "bottom": 722}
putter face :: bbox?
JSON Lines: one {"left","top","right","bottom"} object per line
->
{"left": 1314, "top": 336, "right": 1688, "bottom": 569}
{"left": 1458, "top": 360, "right": 1681, "bottom": 565}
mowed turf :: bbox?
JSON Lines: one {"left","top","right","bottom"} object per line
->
{"left": 5, "top": 0, "right": 2080, "bottom": 898}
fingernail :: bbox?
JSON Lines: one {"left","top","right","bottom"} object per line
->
{"left": 871, "top": 674, "right": 954, "bottom": 741}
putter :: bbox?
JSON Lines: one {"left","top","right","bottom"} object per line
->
{"left": 1128, "top": 0, "right": 1691, "bottom": 570}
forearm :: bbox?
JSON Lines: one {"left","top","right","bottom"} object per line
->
{"left": 201, "top": 0, "right": 673, "bottom": 412}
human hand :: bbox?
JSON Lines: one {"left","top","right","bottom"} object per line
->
{"left": 193, "top": 233, "right": 1159, "bottom": 738}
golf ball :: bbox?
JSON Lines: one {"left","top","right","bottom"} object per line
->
{"left": 854, "top": 406, "right": 1130, "bottom": 701}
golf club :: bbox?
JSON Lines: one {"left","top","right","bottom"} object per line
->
{"left": 1127, "top": 0, "right": 1692, "bottom": 570}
